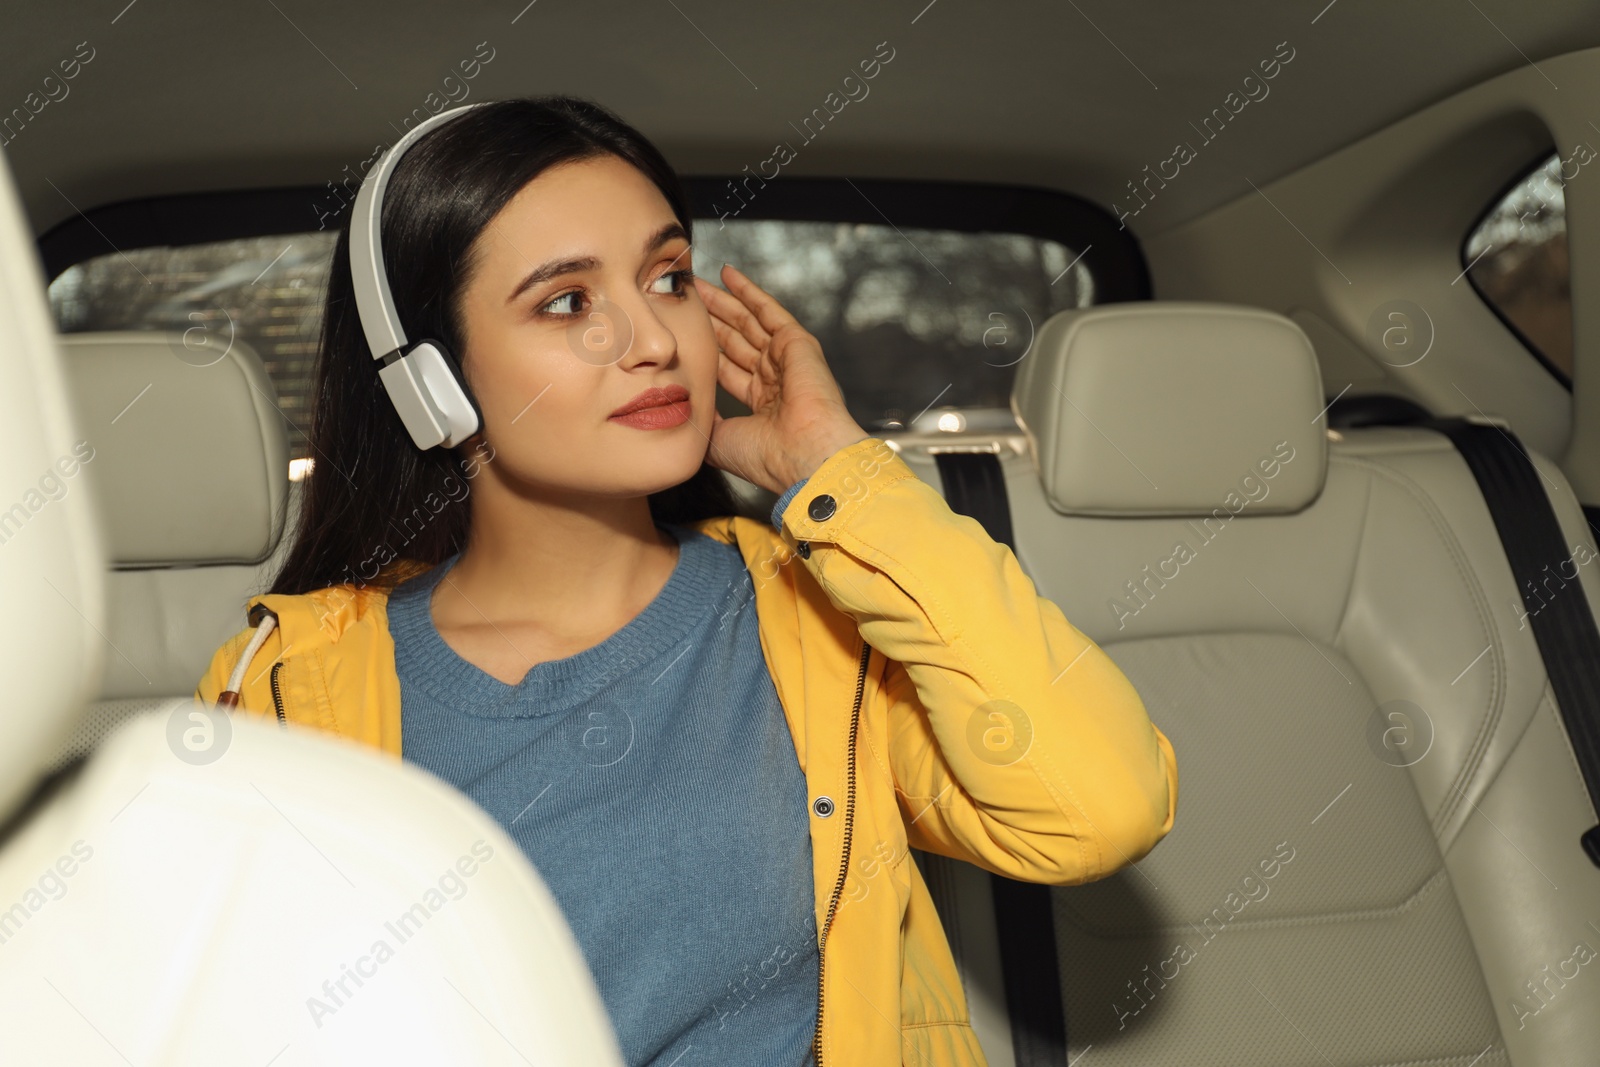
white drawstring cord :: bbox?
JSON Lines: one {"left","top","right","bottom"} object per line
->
{"left": 217, "top": 614, "right": 277, "bottom": 708}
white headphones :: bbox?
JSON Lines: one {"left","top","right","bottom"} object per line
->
{"left": 350, "top": 102, "right": 493, "bottom": 450}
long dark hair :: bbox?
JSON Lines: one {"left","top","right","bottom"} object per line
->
{"left": 269, "top": 96, "right": 755, "bottom": 598}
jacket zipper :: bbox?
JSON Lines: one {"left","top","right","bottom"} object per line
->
{"left": 269, "top": 661, "right": 287, "bottom": 727}
{"left": 812, "top": 637, "right": 873, "bottom": 1067}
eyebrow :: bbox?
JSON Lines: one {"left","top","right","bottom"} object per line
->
{"left": 505, "top": 221, "right": 689, "bottom": 305}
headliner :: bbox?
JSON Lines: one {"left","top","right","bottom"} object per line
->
{"left": 4, "top": 0, "right": 1593, "bottom": 243}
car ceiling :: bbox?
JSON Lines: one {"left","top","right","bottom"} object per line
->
{"left": 5, "top": 0, "right": 1599, "bottom": 248}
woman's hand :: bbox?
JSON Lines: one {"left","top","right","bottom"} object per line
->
{"left": 694, "top": 264, "right": 870, "bottom": 495}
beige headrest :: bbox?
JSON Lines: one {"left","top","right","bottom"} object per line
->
{"left": 1011, "top": 303, "right": 1328, "bottom": 517}
{"left": 60, "top": 332, "right": 289, "bottom": 566}
{"left": 0, "top": 154, "right": 107, "bottom": 823}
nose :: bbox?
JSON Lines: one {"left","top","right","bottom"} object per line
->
{"left": 612, "top": 289, "right": 678, "bottom": 370}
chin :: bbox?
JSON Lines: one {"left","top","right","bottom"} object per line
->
{"left": 621, "top": 441, "right": 709, "bottom": 492}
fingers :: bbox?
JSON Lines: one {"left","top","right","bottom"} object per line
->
{"left": 699, "top": 282, "right": 768, "bottom": 380}
{"left": 694, "top": 275, "right": 770, "bottom": 362}
{"left": 717, "top": 263, "right": 798, "bottom": 337}
{"left": 707, "top": 313, "right": 763, "bottom": 374}
{"left": 716, "top": 348, "right": 755, "bottom": 408}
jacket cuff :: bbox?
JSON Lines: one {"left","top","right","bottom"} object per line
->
{"left": 775, "top": 437, "right": 914, "bottom": 553}
{"left": 770, "top": 476, "right": 810, "bottom": 531}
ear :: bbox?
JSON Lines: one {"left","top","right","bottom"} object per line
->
{"left": 454, "top": 429, "right": 494, "bottom": 476}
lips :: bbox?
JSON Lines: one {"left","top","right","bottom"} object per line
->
{"left": 610, "top": 383, "right": 690, "bottom": 417}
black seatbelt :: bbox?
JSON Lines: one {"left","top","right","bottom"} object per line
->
{"left": 932, "top": 450, "right": 1069, "bottom": 1066}
{"left": 1418, "top": 417, "right": 1600, "bottom": 867}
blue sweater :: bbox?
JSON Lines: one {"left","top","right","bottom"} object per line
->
{"left": 390, "top": 492, "right": 816, "bottom": 1066}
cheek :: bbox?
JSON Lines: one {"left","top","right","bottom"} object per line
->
{"left": 677, "top": 299, "right": 718, "bottom": 349}
{"left": 471, "top": 327, "right": 594, "bottom": 424}
{"left": 462, "top": 304, "right": 716, "bottom": 493}
{"left": 670, "top": 302, "right": 721, "bottom": 380}
{"left": 472, "top": 342, "right": 610, "bottom": 482}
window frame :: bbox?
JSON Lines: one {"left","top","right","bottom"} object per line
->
{"left": 36, "top": 177, "right": 1152, "bottom": 303}
{"left": 1460, "top": 144, "right": 1574, "bottom": 391}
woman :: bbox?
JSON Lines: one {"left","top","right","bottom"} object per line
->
{"left": 196, "top": 96, "right": 1178, "bottom": 1066}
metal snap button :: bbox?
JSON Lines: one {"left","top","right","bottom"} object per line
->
{"left": 807, "top": 494, "right": 837, "bottom": 521}
{"left": 796, "top": 541, "right": 811, "bottom": 560}
{"left": 813, "top": 795, "right": 835, "bottom": 818}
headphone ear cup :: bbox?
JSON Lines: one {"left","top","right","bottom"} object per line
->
{"left": 386, "top": 339, "right": 481, "bottom": 450}
{"left": 431, "top": 339, "right": 485, "bottom": 437}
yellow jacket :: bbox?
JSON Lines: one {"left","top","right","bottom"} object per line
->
{"left": 195, "top": 435, "right": 1179, "bottom": 1066}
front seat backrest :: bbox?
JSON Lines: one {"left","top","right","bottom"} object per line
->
{"left": 0, "top": 149, "right": 624, "bottom": 1063}
{"left": 0, "top": 153, "right": 107, "bottom": 824}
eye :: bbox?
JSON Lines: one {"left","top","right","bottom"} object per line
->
{"left": 650, "top": 268, "right": 695, "bottom": 296}
{"left": 540, "top": 289, "right": 586, "bottom": 317}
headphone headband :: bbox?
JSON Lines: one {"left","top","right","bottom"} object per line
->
{"left": 350, "top": 101, "right": 492, "bottom": 364}
{"left": 349, "top": 101, "right": 492, "bottom": 450}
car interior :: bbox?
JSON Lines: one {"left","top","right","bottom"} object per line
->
{"left": 2, "top": 2, "right": 1599, "bottom": 1064}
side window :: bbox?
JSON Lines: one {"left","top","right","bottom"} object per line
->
{"left": 1463, "top": 152, "right": 1574, "bottom": 385}
{"left": 48, "top": 234, "right": 337, "bottom": 472}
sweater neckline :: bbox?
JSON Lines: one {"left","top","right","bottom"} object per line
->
{"left": 387, "top": 522, "right": 721, "bottom": 718}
